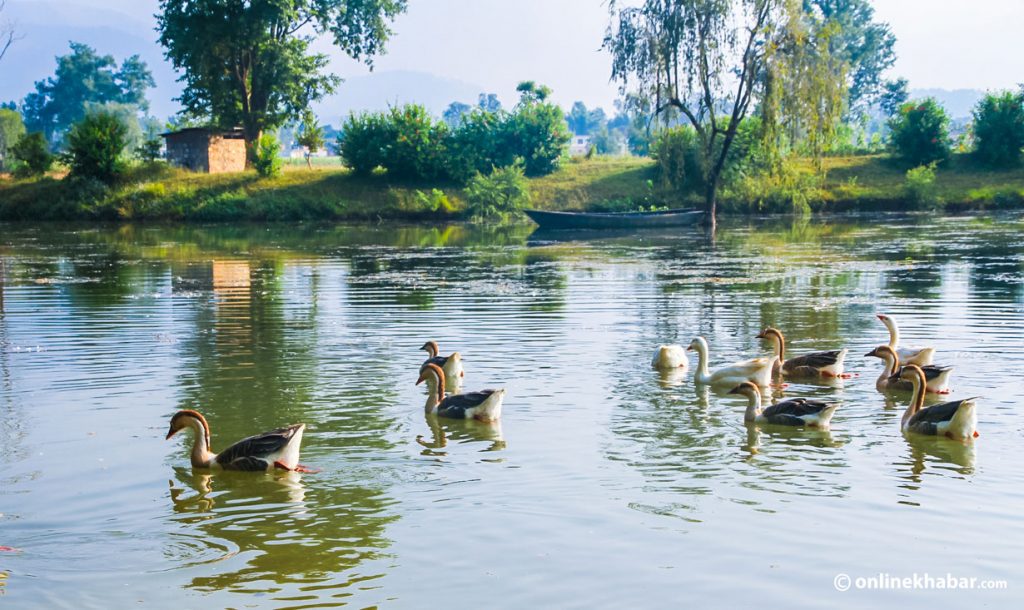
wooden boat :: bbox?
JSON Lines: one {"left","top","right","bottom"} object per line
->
{"left": 524, "top": 208, "right": 704, "bottom": 230}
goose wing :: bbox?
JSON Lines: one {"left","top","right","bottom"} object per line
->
{"left": 437, "top": 390, "right": 501, "bottom": 419}
{"left": 421, "top": 355, "right": 450, "bottom": 371}
{"left": 215, "top": 424, "right": 303, "bottom": 469}
{"left": 783, "top": 350, "right": 843, "bottom": 370}
{"left": 889, "top": 364, "right": 953, "bottom": 385}
{"left": 763, "top": 398, "right": 835, "bottom": 418}
{"left": 724, "top": 357, "right": 774, "bottom": 376}
{"left": 907, "top": 399, "right": 975, "bottom": 434}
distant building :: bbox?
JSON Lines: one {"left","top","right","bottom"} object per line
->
{"left": 568, "top": 134, "right": 593, "bottom": 156}
{"left": 161, "top": 128, "right": 246, "bottom": 173}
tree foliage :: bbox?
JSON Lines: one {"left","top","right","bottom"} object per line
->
{"left": 0, "top": 107, "right": 25, "bottom": 171}
{"left": 804, "top": 0, "right": 896, "bottom": 110}
{"left": 158, "top": 0, "right": 407, "bottom": 150}
{"left": 879, "top": 78, "right": 909, "bottom": 118}
{"left": 22, "top": 42, "right": 154, "bottom": 143}
{"left": 605, "top": 0, "right": 789, "bottom": 224}
{"left": 65, "top": 109, "right": 129, "bottom": 183}
{"left": 464, "top": 162, "right": 531, "bottom": 222}
{"left": 296, "top": 110, "right": 326, "bottom": 169}
{"left": 10, "top": 132, "right": 53, "bottom": 177}
{"left": 253, "top": 133, "right": 283, "bottom": 177}
{"left": 972, "top": 91, "right": 1024, "bottom": 168}
{"left": 443, "top": 101, "right": 472, "bottom": 127}
{"left": 888, "top": 99, "right": 950, "bottom": 166}
{"left": 566, "top": 101, "right": 608, "bottom": 136}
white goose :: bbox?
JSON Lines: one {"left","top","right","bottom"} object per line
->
{"left": 877, "top": 313, "right": 934, "bottom": 366}
{"left": 899, "top": 365, "right": 978, "bottom": 440}
{"left": 651, "top": 344, "right": 688, "bottom": 370}
{"left": 687, "top": 336, "right": 774, "bottom": 387}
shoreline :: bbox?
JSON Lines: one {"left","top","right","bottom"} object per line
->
{"left": 3, "top": 154, "right": 1024, "bottom": 222}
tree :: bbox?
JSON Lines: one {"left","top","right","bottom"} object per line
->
{"left": 296, "top": 110, "right": 325, "bottom": 169}
{"left": 478, "top": 93, "right": 502, "bottom": 113}
{"left": 65, "top": 109, "right": 129, "bottom": 183}
{"left": 605, "top": 0, "right": 789, "bottom": 228}
{"left": 0, "top": 107, "right": 25, "bottom": 171}
{"left": 10, "top": 132, "right": 53, "bottom": 177}
{"left": 158, "top": 0, "right": 407, "bottom": 157}
{"left": 804, "top": 0, "right": 897, "bottom": 111}
{"left": 22, "top": 42, "right": 154, "bottom": 143}
{"left": 443, "top": 101, "right": 472, "bottom": 127}
{"left": 973, "top": 91, "right": 1024, "bottom": 168}
{"left": 879, "top": 78, "right": 909, "bottom": 118}
{"left": 1, "top": 0, "right": 18, "bottom": 63}
{"left": 888, "top": 98, "right": 950, "bottom": 166}
{"left": 566, "top": 101, "right": 608, "bottom": 136}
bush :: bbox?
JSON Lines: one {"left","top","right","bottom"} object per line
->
{"left": 252, "top": 134, "right": 282, "bottom": 177}
{"left": 973, "top": 91, "right": 1024, "bottom": 167}
{"left": 502, "top": 99, "right": 571, "bottom": 176}
{"left": 382, "top": 105, "right": 449, "bottom": 180}
{"left": 464, "top": 162, "right": 530, "bottom": 221}
{"left": 888, "top": 99, "right": 950, "bottom": 166}
{"left": 137, "top": 138, "right": 163, "bottom": 163}
{"left": 446, "top": 109, "right": 508, "bottom": 183}
{"left": 339, "top": 111, "right": 392, "bottom": 175}
{"left": 66, "top": 110, "right": 129, "bottom": 183}
{"left": 10, "top": 132, "right": 54, "bottom": 178}
{"left": 651, "top": 126, "right": 703, "bottom": 191}
{"left": 904, "top": 162, "right": 940, "bottom": 208}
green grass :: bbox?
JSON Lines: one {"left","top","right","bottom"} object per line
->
{"left": 4, "top": 153, "right": 1024, "bottom": 222}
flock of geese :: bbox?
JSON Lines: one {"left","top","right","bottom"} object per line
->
{"left": 165, "top": 314, "right": 979, "bottom": 472}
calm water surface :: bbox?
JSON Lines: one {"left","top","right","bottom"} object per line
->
{"left": 1, "top": 215, "right": 1023, "bottom": 608}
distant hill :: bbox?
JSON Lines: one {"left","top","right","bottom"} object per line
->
{"left": 910, "top": 88, "right": 987, "bottom": 120}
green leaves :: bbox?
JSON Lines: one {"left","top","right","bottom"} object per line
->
{"left": 972, "top": 91, "right": 1024, "bottom": 168}
{"left": 888, "top": 98, "right": 950, "bottom": 167}
{"left": 65, "top": 110, "right": 130, "bottom": 184}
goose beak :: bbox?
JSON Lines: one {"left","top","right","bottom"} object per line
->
{"left": 876, "top": 314, "right": 886, "bottom": 321}
{"left": 728, "top": 386, "right": 741, "bottom": 395}
{"left": 415, "top": 374, "right": 425, "bottom": 386}
{"left": 755, "top": 330, "right": 765, "bottom": 339}
{"left": 864, "top": 349, "right": 876, "bottom": 357}
{"left": 165, "top": 428, "right": 177, "bottom": 440}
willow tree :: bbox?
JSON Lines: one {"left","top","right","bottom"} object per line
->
{"left": 605, "top": 0, "right": 783, "bottom": 228}
{"left": 158, "top": 0, "right": 406, "bottom": 156}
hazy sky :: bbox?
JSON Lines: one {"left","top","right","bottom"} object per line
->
{"left": 27, "top": 0, "right": 1024, "bottom": 111}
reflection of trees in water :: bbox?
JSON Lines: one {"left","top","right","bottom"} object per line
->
{"left": 167, "top": 467, "right": 396, "bottom": 597}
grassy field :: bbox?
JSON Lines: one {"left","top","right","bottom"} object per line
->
{"left": 3, "top": 153, "right": 1024, "bottom": 222}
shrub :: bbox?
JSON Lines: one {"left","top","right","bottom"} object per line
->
{"left": 464, "top": 162, "right": 530, "bottom": 221}
{"left": 382, "top": 105, "right": 449, "bottom": 180}
{"left": 502, "top": 99, "right": 571, "bottom": 176}
{"left": 651, "top": 126, "right": 703, "bottom": 191}
{"left": 65, "top": 110, "right": 129, "bottom": 183}
{"left": 446, "top": 109, "right": 508, "bottom": 183}
{"left": 10, "top": 132, "right": 54, "bottom": 178}
{"left": 888, "top": 98, "right": 950, "bottom": 166}
{"left": 296, "top": 111, "right": 325, "bottom": 169}
{"left": 252, "top": 134, "right": 282, "bottom": 177}
{"left": 137, "top": 138, "right": 163, "bottom": 163}
{"left": 972, "top": 91, "right": 1024, "bottom": 167}
{"left": 339, "top": 111, "right": 393, "bottom": 175}
{"left": 904, "top": 162, "right": 940, "bottom": 208}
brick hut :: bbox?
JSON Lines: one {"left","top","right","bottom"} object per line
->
{"left": 161, "top": 128, "right": 246, "bottom": 173}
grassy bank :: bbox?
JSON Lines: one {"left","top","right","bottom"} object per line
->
{"left": 3, "top": 154, "right": 1024, "bottom": 222}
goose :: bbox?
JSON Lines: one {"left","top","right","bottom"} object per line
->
{"left": 865, "top": 345, "right": 953, "bottom": 394}
{"left": 416, "top": 363, "right": 505, "bottom": 422}
{"left": 165, "top": 409, "right": 314, "bottom": 472}
{"left": 652, "top": 344, "right": 689, "bottom": 370}
{"left": 729, "top": 381, "right": 839, "bottom": 428}
{"left": 756, "top": 327, "right": 847, "bottom": 378}
{"left": 877, "top": 314, "right": 934, "bottom": 366}
{"left": 420, "top": 340, "right": 464, "bottom": 390}
{"left": 687, "top": 336, "right": 774, "bottom": 387}
{"left": 898, "top": 365, "right": 978, "bottom": 440}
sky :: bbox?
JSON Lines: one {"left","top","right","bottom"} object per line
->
{"left": 6, "top": 0, "right": 1024, "bottom": 117}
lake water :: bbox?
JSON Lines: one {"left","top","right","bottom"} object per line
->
{"left": 1, "top": 215, "right": 1022, "bottom": 608}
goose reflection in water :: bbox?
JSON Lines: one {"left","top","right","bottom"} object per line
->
{"left": 168, "top": 467, "right": 309, "bottom": 514}
{"left": 417, "top": 413, "right": 506, "bottom": 456}
{"left": 902, "top": 434, "right": 977, "bottom": 482}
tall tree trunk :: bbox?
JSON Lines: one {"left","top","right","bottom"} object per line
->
{"left": 704, "top": 177, "right": 718, "bottom": 233}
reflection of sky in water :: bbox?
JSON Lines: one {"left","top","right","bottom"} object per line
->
{"left": 0, "top": 216, "right": 1022, "bottom": 608}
